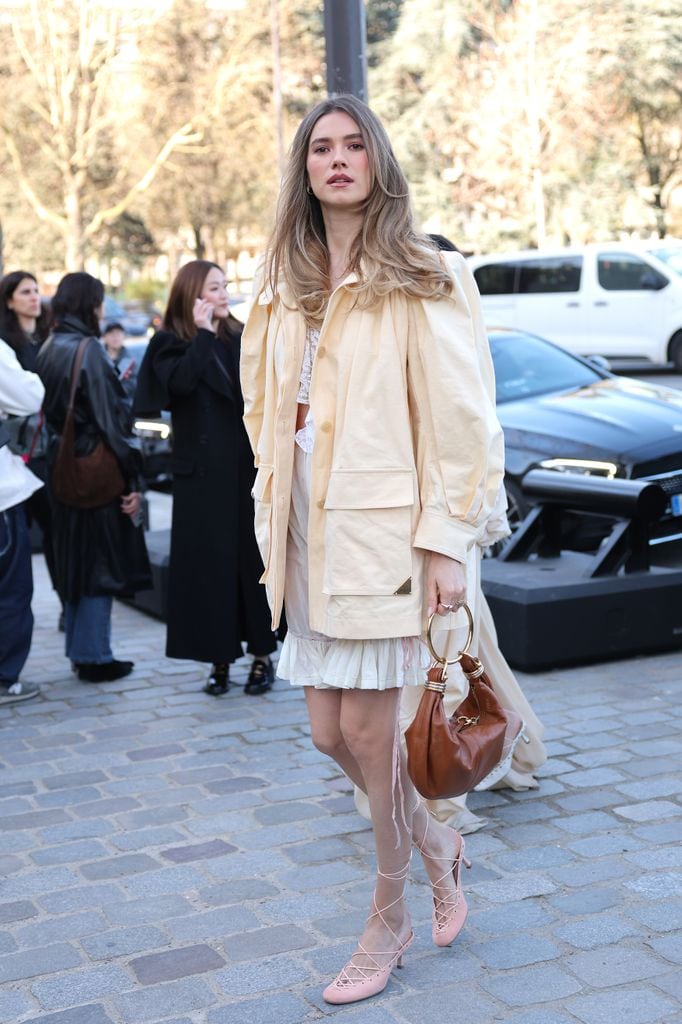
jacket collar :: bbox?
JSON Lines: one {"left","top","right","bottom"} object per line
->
{"left": 53, "top": 313, "right": 96, "bottom": 338}
{"left": 259, "top": 270, "right": 360, "bottom": 307}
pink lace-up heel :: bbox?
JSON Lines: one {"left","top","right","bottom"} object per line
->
{"left": 322, "top": 861, "right": 414, "bottom": 1005}
{"left": 417, "top": 817, "right": 471, "bottom": 947}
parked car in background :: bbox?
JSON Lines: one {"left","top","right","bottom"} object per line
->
{"left": 100, "top": 296, "right": 149, "bottom": 336}
{"left": 469, "top": 241, "right": 682, "bottom": 369}
{"left": 489, "top": 328, "right": 682, "bottom": 544}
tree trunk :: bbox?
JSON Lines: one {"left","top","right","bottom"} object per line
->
{"left": 193, "top": 224, "right": 205, "bottom": 260}
{"left": 270, "top": 0, "right": 285, "bottom": 181}
{"left": 653, "top": 196, "right": 666, "bottom": 238}
{"left": 64, "top": 182, "right": 85, "bottom": 271}
{"left": 533, "top": 167, "right": 547, "bottom": 247}
{"left": 525, "top": 0, "right": 547, "bottom": 247}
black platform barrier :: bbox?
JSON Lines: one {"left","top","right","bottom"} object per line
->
{"left": 482, "top": 470, "right": 682, "bottom": 671}
{"left": 125, "top": 528, "right": 170, "bottom": 621}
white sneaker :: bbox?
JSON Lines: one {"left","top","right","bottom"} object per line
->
{"left": 0, "top": 681, "right": 41, "bottom": 705}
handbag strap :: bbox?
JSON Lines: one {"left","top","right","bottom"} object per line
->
{"left": 67, "top": 337, "right": 92, "bottom": 410}
{"left": 22, "top": 408, "right": 44, "bottom": 465}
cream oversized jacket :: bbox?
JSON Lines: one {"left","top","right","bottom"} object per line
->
{"left": 241, "top": 251, "right": 505, "bottom": 640}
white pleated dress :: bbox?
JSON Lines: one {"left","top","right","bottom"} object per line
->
{"left": 276, "top": 327, "right": 429, "bottom": 691}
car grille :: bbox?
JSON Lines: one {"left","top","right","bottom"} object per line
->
{"left": 634, "top": 470, "right": 682, "bottom": 496}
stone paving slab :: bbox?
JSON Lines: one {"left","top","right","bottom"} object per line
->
{"left": 0, "top": 553, "right": 680, "bottom": 1023}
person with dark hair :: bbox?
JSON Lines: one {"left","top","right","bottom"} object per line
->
{"left": 242, "top": 95, "right": 505, "bottom": 1004}
{"left": 427, "top": 233, "right": 459, "bottom": 253}
{"left": 134, "top": 261, "right": 276, "bottom": 696}
{"left": 0, "top": 271, "right": 50, "bottom": 368}
{"left": 37, "top": 272, "right": 151, "bottom": 683}
{"left": 0, "top": 271, "right": 61, "bottom": 613}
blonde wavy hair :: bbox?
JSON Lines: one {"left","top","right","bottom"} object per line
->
{"left": 265, "top": 94, "right": 453, "bottom": 322}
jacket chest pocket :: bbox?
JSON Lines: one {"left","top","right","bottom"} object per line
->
{"left": 322, "top": 469, "right": 414, "bottom": 596}
{"left": 251, "top": 464, "right": 274, "bottom": 575}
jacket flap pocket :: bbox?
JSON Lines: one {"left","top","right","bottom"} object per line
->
{"left": 252, "top": 464, "right": 274, "bottom": 501}
{"left": 325, "top": 469, "right": 414, "bottom": 510}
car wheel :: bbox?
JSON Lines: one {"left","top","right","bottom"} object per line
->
{"left": 505, "top": 479, "right": 531, "bottom": 532}
{"left": 668, "top": 331, "right": 682, "bottom": 372}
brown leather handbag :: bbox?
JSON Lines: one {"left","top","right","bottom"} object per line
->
{"left": 52, "top": 337, "right": 126, "bottom": 509}
{"left": 405, "top": 606, "right": 509, "bottom": 799}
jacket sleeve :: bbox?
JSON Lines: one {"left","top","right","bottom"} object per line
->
{"left": 240, "top": 259, "right": 271, "bottom": 463}
{"left": 407, "top": 252, "right": 505, "bottom": 563}
{"left": 81, "top": 341, "right": 143, "bottom": 486}
{"left": 0, "top": 339, "right": 44, "bottom": 415}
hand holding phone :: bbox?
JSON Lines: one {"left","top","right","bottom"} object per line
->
{"left": 193, "top": 298, "right": 216, "bottom": 333}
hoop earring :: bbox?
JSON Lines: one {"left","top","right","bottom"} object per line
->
{"left": 306, "top": 184, "right": 313, "bottom": 196}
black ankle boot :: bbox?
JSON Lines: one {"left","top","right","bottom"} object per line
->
{"left": 203, "top": 663, "right": 229, "bottom": 696}
{"left": 245, "top": 657, "right": 274, "bottom": 695}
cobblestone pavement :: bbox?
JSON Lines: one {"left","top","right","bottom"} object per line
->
{"left": 1, "top": 554, "right": 681, "bottom": 1024}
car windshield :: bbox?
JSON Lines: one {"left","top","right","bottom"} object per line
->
{"left": 489, "top": 332, "right": 601, "bottom": 404}
{"left": 648, "top": 245, "right": 682, "bottom": 276}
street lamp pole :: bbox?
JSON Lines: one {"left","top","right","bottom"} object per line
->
{"left": 323, "top": 0, "right": 368, "bottom": 101}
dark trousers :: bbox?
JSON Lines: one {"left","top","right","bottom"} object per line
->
{"left": 0, "top": 504, "right": 34, "bottom": 685}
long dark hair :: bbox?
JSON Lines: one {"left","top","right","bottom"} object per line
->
{"left": 0, "top": 270, "right": 50, "bottom": 353}
{"left": 51, "top": 273, "right": 105, "bottom": 337}
{"left": 163, "top": 260, "right": 236, "bottom": 342}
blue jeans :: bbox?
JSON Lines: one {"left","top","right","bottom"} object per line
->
{"left": 64, "top": 596, "right": 113, "bottom": 664}
{"left": 0, "top": 504, "right": 33, "bottom": 685}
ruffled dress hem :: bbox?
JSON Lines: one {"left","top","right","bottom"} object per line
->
{"left": 277, "top": 632, "right": 429, "bottom": 690}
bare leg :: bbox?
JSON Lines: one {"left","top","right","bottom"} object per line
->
{"left": 306, "top": 686, "right": 465, "bottom": 1000}
{"left": 306, "top": 688, "right": 464, "bottom": 904}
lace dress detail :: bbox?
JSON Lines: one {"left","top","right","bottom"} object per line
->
{"left": 295, "top": 326, "right": 320, "bottom": 454}
{"left": 297, "top": 326, "right": 320, "bottom": 404}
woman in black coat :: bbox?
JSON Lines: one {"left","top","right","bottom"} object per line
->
{"left": 37, "top": 273, "right": 151, "bottom": 682}
{"left": 134, "top": 260, "right": 276, "bottom": 696}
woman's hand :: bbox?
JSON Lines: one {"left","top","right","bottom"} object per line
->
{"left": 425, "top": 551, "right": 466, "bottom": 616}
{"left": 121, "top": 492, "right": 141, "bottom": 520}
{"left": 193, "top": 298, "right": 216, "bottom": 333}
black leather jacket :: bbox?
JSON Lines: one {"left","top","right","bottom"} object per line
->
{"left": 37, "top": 314, "right": 143, "bottom": 488}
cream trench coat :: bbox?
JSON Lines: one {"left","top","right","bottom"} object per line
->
{"left": 240, "top": 251, "right": 505, "bottom": 640}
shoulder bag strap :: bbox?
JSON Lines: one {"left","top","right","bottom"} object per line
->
{"left": 67, "top": 337, "right": 92, "bottom": 410}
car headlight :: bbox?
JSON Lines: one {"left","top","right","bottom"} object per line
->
{"left": 134, "top": 420, "right": 171, "bottom": 440}
{"left": 539, "top": 458, "right": 618, "bottom": 479}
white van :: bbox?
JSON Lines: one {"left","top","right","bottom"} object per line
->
{"left": 467, "top": 241, "right": 682, "bottom": 369}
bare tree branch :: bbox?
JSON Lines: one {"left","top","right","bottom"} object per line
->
{"left": 84, "top": 122, "right": 202, "bottom": 238}
{"left": 2, "top": 131, "right": 67, "bottom": 231}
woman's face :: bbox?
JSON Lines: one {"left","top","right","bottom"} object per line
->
{"left": 306, "top": 111, "right": 371, "bottom": 209}
{"left": 7, "top": 277, "right": 41, "bottom": 321}
{"left": 199, "top": 267, "right": 229, "bottom": 320}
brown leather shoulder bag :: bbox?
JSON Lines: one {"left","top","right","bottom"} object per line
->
{"left": 405, "top": 607, "right": 509, "bottom": 799}
{"left": 52, "top": 337, "right": 126, "bottom": 509}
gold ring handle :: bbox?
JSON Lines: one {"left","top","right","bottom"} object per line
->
{"left": 425, "top": 603, "right": 474, "bottom": 665}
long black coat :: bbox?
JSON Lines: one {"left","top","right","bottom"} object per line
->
{"left": 37, "top": 315, "right": 151, "bottom": 602}
{"left": 134, "top": 323, "right": 275, "bottom": 664}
